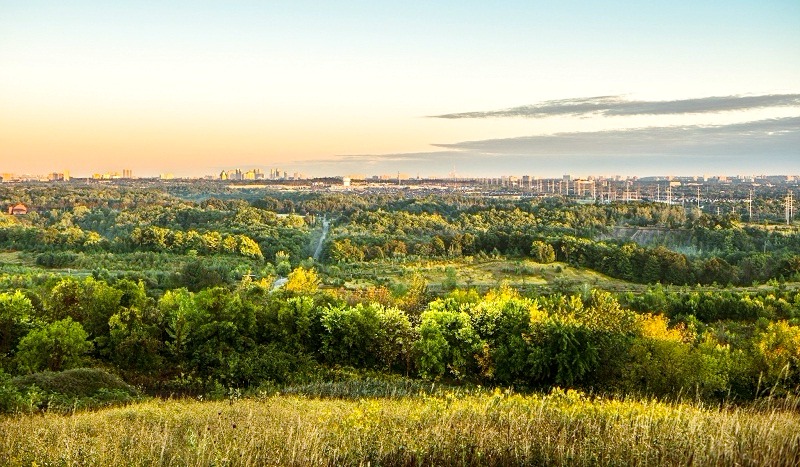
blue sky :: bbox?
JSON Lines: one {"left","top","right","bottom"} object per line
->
{"left": 1, "top": 1, "right": 799, "bottom": 177}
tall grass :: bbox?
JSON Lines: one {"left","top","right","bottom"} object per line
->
{"left": 2, "top": 388, "right": 799, "bottom": 466}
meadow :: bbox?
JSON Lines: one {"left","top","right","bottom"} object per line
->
{"left": 2, "top": 388, "right": 799, "bottom": 466}
{"left": 336, "top": 258, "right": 649, "bottom": 294}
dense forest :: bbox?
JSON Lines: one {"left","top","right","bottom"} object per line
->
{"left": 1, "top": 182, "right": 799, "bottom": 413}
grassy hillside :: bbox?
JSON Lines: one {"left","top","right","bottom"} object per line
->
{"left": 337, "top": 258, "right": 646, "bottom": 294}
{"left": 2, "top": 389, "right": 799, "bottom": 466}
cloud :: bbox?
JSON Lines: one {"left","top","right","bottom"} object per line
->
{"left": 431, "top": 94, "right": 800, "bottom": 119}
{"left": 318, "top": 117, "right": 800, "bottom": 176}
{"left": 433, "top": 116, "right": 800, "bottom": 157}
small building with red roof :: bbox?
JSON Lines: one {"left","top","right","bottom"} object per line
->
{"left": 7, "top": 204, "right": 28, "bottom": 215}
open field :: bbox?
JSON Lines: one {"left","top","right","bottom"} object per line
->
{"left": 2, "top": 390, "right": 799, "bottom": 466}
{"left": 336, "top": 256, "right": 800, "bottom": 297}
{"left": 340, "top": 258, "right": 718, "bottom": 294}
{"left": 0, "top": 251, "right": 30, "bottom": 266}
{"left": 341, "top": 258, "right": 643, "bottom": 293}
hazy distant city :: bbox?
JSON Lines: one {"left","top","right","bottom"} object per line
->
{"left": 3, "top": 165, "right": 797, "bottom": 224}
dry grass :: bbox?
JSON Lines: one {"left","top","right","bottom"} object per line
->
{"left": 2, "top": 388, "right": 799, "bottom": 466}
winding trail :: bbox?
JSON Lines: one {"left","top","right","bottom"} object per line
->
{"left": 313, "top": 217, "right": 330, "bottom": 262}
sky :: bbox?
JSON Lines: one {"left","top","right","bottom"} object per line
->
{"left": 1, "top": 1, "right": 799, "bottom": 178}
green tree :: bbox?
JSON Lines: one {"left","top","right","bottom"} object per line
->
{"left": 755, "top": 320, "right": 800, "bottom": 391}
{"left": 45, "top": 277, "right": 123, "bottom": 347}
{"left": 642, "top": 256, "right": 662, "bottom": 284}
{"left": 14, "top": 318, "right": 93, "bottom": 373}
{"left": 107, "top": 304, "right": 163, "bottom": 373}
{"left": 469, "top": 288, "right": 544, "bottom": 384}
{"left": 0, "top": 291, "right": 35, "bottom": 357}
{"left": 179, "top": 259, "right": 227, "bottom": 292}
{"left": 159, "top": 288, "right": 195, "bottom": 365}
{"left": 377, "top": 306, "right": 415, "bottom": 373}
{"left": 320, "top": 303, "right": 382, "bottom": 367}
{"left": 415, "top": 305, "right": 481, "bottom": 380}
{"left": 530, "top": 240, "right": 556, "bottom": 263}
{"left": 528, "top": 316, "right": 599, "bottom": 386}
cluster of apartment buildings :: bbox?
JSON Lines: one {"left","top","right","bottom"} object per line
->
{"left": 91, "top": 169, "right": 134, "bottom": 180}
{"left": 219, "top": 168, "right": 306, "bottom": 181}
{"left": 1, "top": 171, "right": 72, "bottom": 182}
{"left": 0, "top": 169, "right": 136, "bottom": 182}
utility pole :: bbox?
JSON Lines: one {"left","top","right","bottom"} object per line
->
{"left": 748, "top": 189, "right": 753, "bottom": 222}
{"left": 786, "top": 190, "right": 794, "bottom": 225}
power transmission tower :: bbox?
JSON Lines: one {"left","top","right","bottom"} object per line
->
{"left": 786, "top": 190, "right": 794, "bottom": 225}
{"left": 748, "top": 189, "right": 753, "bottom": 222}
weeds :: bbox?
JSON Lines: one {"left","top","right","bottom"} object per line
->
{"left": 2, "top": 387, "right": 798, "bottom": 466}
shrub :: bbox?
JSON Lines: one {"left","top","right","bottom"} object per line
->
{"left": 11, "top": 367, "right": 136, "bottom": 397}
{"left": 14, "top": 318, "right": 93, "bottom": 373}
{"left": 3, "top": 367, "right": 139, "bottom": 413}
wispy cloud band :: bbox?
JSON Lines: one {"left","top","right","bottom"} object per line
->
{"left": 294, "top": 116, "right": 799, "bottom": 176}
{"left": 434, "top": 116, "right": 800, "bottom": 156}
{"left": 431, "top": 94, "right": 800, "bottom": 119}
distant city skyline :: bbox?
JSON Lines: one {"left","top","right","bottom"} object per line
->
{"left": 2, "top": 1, "right": 799, "bottom": 177}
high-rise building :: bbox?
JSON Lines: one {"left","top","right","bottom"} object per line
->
{"left": 47, "top": 172, "right": 70, "bottom": 182}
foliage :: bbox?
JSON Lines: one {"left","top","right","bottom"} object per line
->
{"left": 755, "top": 320, "right": 800, "bottom": 391}
{"left": 14, "top": 318, "right": 93, "bottom": 373}
{"left": 284, "top": 266, "right": 320, "bottom": 294}
{"left": 415, "top": 303, "right": 482, "bottom": 380}
{"left": 1, "top": 368, "right": 139, "bottom": 414}
{"left": 11, "top": 367, "right": 137, "bottom": 397}
{"left": 0, "top": 290, "right": 35, "bottom": 359}
{"left": 530, "top": 240, "right": 556, "bottom": 263}
{"left": 2, "top": 184, "right": 800, "bottom": 405}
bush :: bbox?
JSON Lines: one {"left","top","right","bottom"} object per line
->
{"left": 11, "top": 368, "right": 136, "bottom": 397}
{"left": 14, "top": 318, "right": 93, "bottom": 373}
{"left": 35, "top": 252, "right": 78, "bottom": 268}
{"left": 224, "top": 344, "right": 319, "bottom": 387}
{"left": 0, "top": 369, "right": 24, "bottom": 413}
{"left": 3, "top": 368, "right": 139, "bottom": 413}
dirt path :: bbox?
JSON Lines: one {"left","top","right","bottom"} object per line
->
{"left": 313, "top": 217, "right": 330, "bottom": 261}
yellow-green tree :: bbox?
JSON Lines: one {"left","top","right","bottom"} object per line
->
{"left": 285, "top": 267, "right": 320, "bottom": 294}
